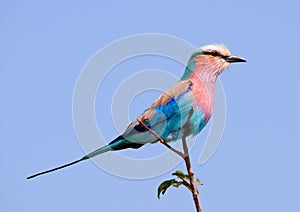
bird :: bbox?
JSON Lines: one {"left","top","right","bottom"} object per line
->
{"left": 27, "top": 44, "right": 246, "bottom": 179}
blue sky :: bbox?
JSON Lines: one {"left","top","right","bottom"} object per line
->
{"left": 1, "top": 1, "right": 300, "bottom": 211}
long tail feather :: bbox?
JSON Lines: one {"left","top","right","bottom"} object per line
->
{"left": 26, "top": 138, "right": 122, "bottom": 180}
{"left": 26, "top": 157, "right": 86, "bottom": 179}
{"left": 27, "top": 136, "right": 144, "bottom": 180}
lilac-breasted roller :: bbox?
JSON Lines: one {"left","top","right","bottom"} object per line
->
{"left": 27, "top": 44, "right": 246, "bottom": 179}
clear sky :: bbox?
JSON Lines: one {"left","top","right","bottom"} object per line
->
{"left": 1, "top": 1, "right": 300, "bottom": 211}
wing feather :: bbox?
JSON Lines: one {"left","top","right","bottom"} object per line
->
{"left": 122, "top": 80, "right": 196, "bottom": 143}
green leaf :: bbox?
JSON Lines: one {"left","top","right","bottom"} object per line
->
{"left": 172, "top": 170, "right": 190, "bottom": 180}
{"left": 157, "top": 179, "right": 176, "bottom": 199}
{"left": 172, "top": 181, "right": 184, "bottom": 188}
{"left": 158, "top": 170, "right": 203, "bottom": 199}
{"left": 195, "top": 178, "right": 203, "bottom": 186}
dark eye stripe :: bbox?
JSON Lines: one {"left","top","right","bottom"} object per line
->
{"left": 202, "top": 50, "right": 227, "bottom": 59}
{"left": 202, "top": 51, "right": 228, "bottom": 59}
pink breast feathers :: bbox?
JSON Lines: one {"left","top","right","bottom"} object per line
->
{"left": 189, "top": 73, "right": 215, "bottom": 123}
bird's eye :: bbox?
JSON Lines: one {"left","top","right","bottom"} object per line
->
{"left": 210, "top": 51, "right": 219, "bottom": 57}
{"left": 202, "top": 51, "right": 221, "bottom": 57}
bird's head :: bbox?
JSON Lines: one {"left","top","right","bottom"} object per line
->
{"left": 182, "top": 44, "right": 246, "bottom": 81}
{"left": 199, "top": 44, "right": 246, "bottom": 70}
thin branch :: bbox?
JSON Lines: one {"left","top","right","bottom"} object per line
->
{"left": 180, "top": 178, "right": 192, "bottom": 191}
{"left": 182, "top": 137, "right": 202, "bottom": 212}
{"left": 137, "top": 119, "right": 185, "bottom": 158}
{"left": 137, "top": 119, "right": 202, "bottom": 212}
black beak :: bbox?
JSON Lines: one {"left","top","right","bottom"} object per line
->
{"left": 226, "top": 55, "right": 247, "bottom": 63}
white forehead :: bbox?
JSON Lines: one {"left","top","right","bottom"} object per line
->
{"left": 201, "top": 44, "right": 231, "bottom": 56}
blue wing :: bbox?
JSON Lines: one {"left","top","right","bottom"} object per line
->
{"left": 85, "top": 80, "right": 208, "bottom": 158}
{"left": 118, "top": 80, "right": 207, "bottom": 146}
